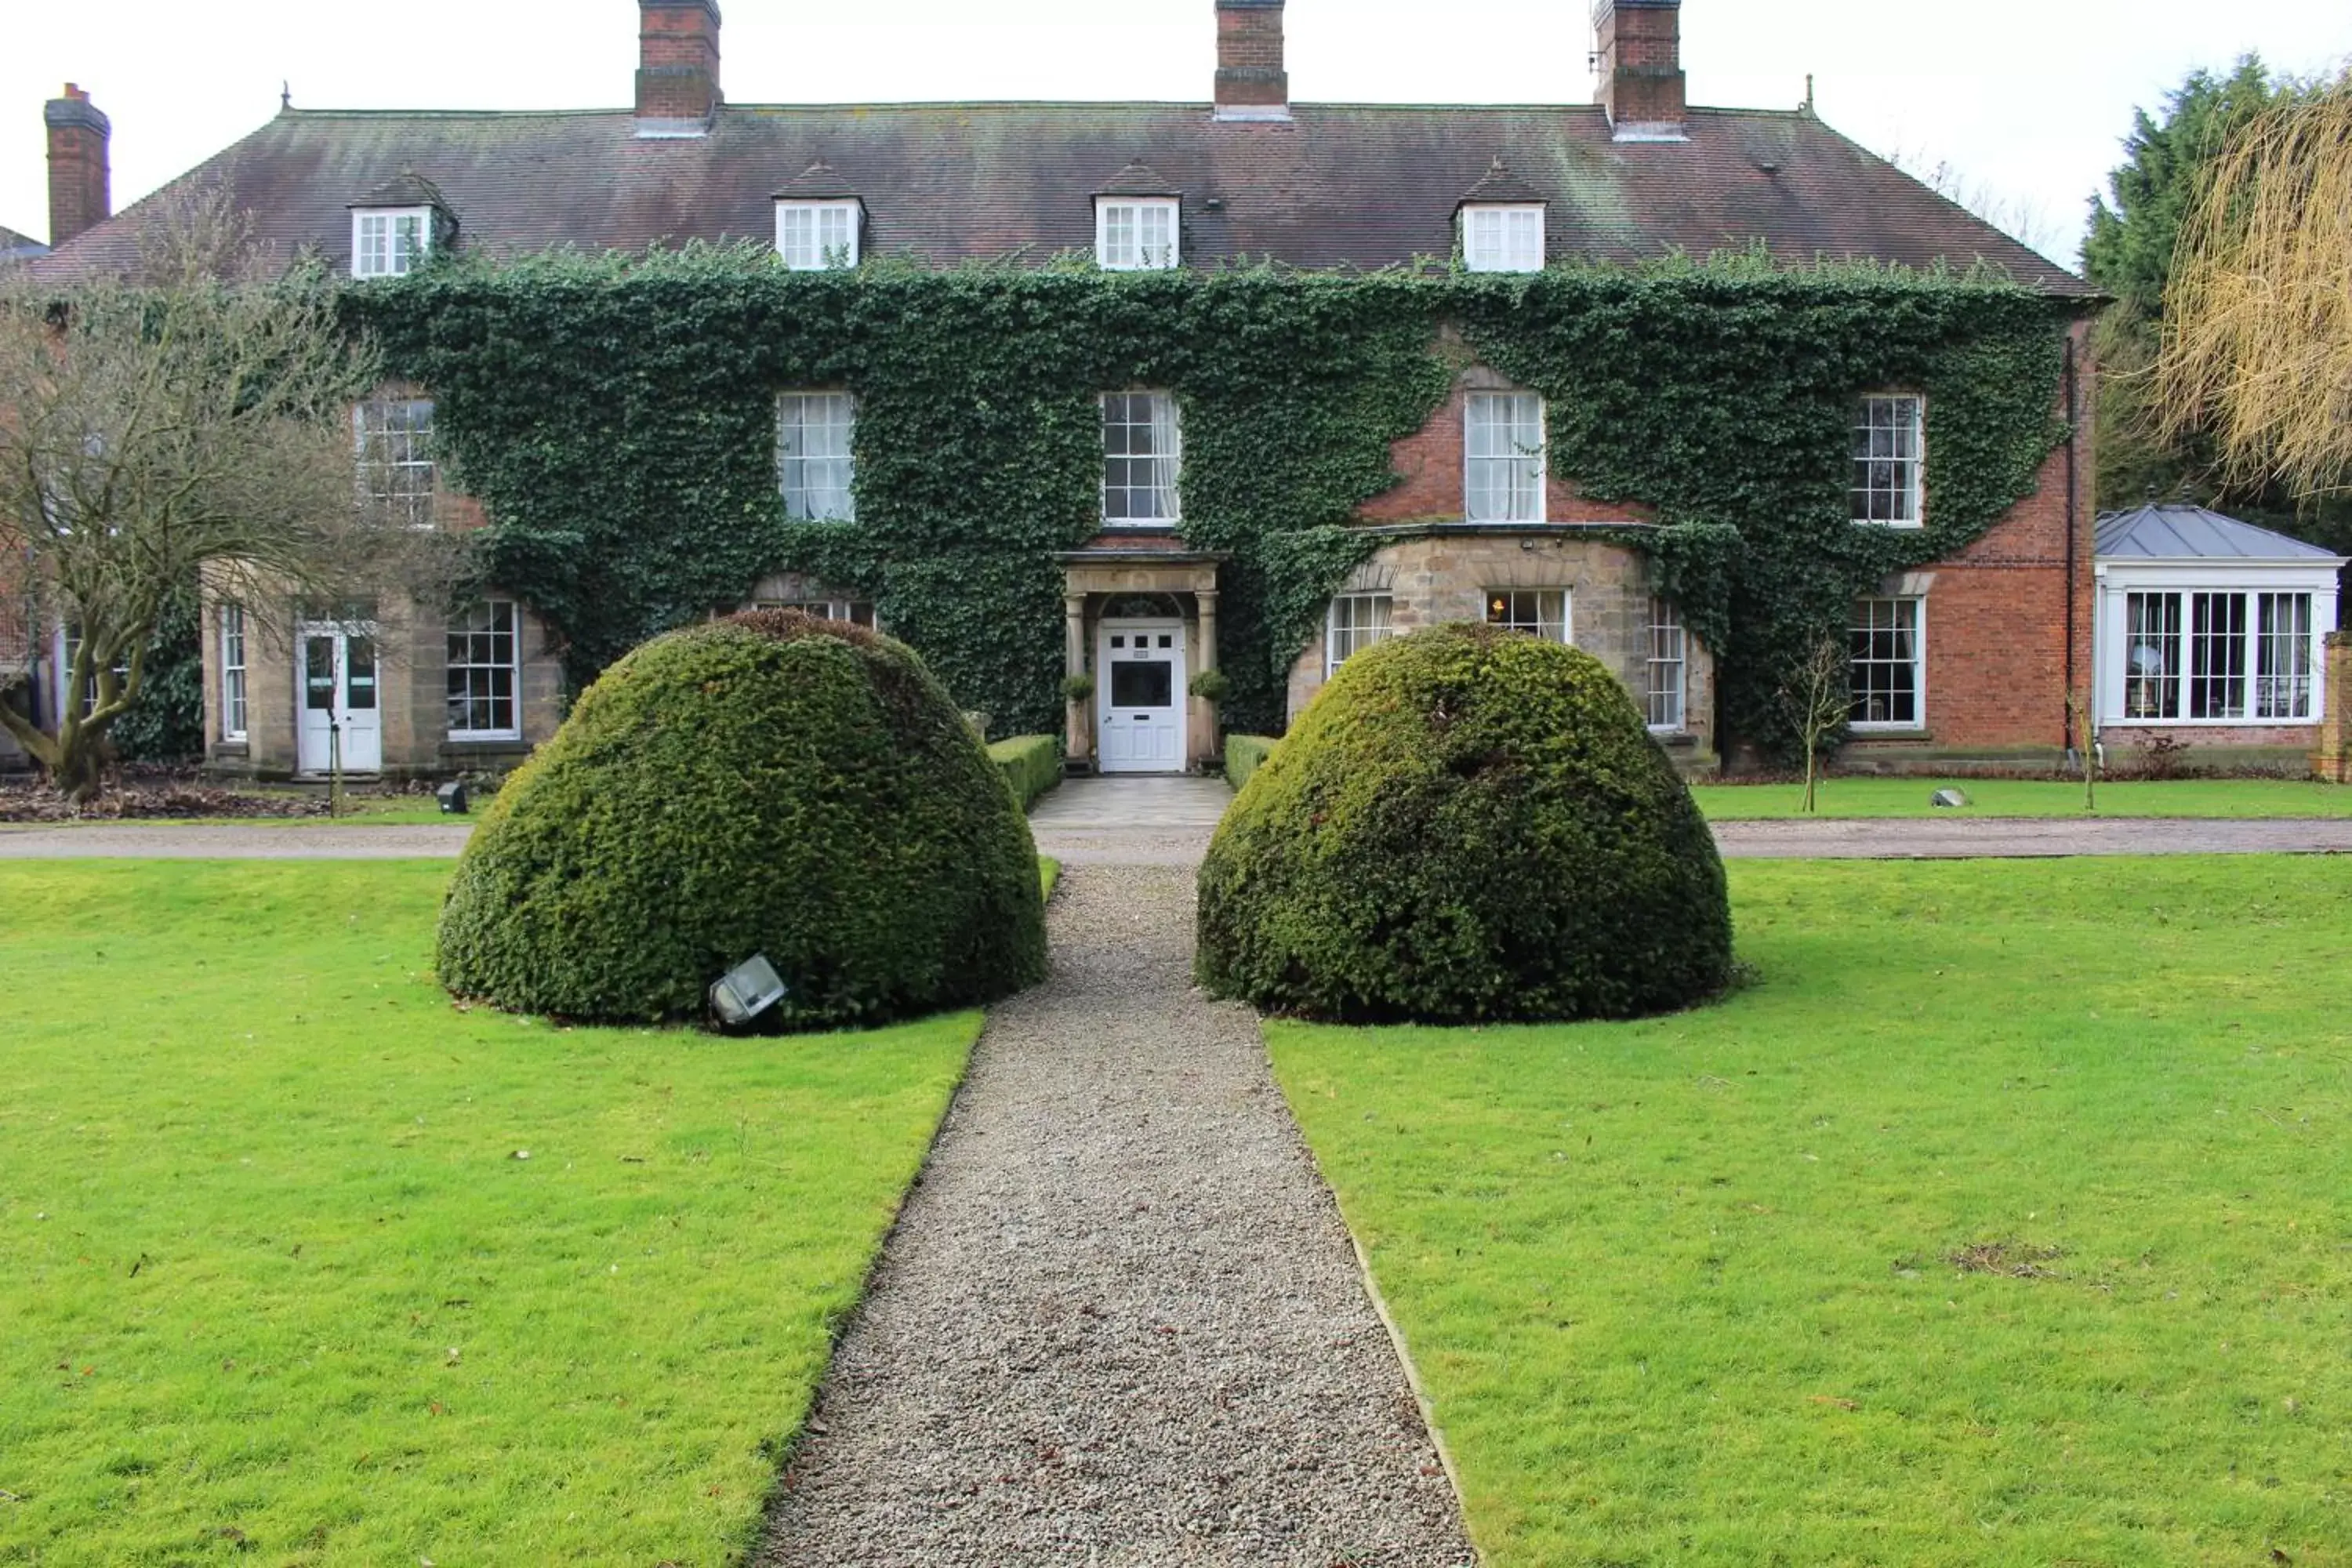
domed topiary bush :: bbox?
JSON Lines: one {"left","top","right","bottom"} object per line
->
{"left": 1196, "top": 622, "right": 1731, "bottom": 1024}
{"left": 437, "top": 611, "right": 1047, "bottom": 1029}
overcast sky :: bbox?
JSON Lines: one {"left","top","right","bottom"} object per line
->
{"left": 5, "top": 0, "right": 2346, "bottom": 266}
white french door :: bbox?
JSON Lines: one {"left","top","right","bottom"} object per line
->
{"left": 1096, "top": 619, "right": 1187, "bottom": 774}
{"left": 296, "top": 624, "right": 383, "bottom": 775}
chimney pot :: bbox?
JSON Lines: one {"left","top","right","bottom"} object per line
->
{"left": 1592, "top": 0, "right": 1686, "bottom": 140}
{"left": 1214, "top": 0, "right": 1290, "bottom": 123}
{"left": 45, "top": 82, "right": 112, "bottom": 249}
{"left": 636, "top": 0, "right": 723, "bottom": 138}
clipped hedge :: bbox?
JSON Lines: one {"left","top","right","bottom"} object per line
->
{"left": 437, "top": 611, "right": 1047, "bottom": 1029}
{"left": 1197, "top": 623, "right": 1732, "bottom": 1024}
{"left": 989, "top": 734, "right": 1062, "bottom": 812}
{"left": 1224, "top": 735, "right": 1278, "bottom": 792}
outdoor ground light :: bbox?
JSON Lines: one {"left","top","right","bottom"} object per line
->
{"left": 710, "top": 955, "right": 788, "bottom": 1026}
{"left": 437, "top": 781, "right": 469, "bottom": 815}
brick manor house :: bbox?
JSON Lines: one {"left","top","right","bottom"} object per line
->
{"left": 20, "top": 0, "right": 2252, "bottom": 781}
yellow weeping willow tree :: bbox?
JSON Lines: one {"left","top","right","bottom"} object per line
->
{"left": 2158, "top": 75, "right": 2352, "bottom": 498}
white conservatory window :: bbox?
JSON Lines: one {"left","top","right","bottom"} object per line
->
{"left": 1097, "top": 199, "right": 1179, "bottom": 270}
{"left": 777, "top": 394, "right": 857, "bottom": 521}
{"left": 1102, "top": 392, "right": 1181, "bottom": 525}
{"left": 1850, "top": 596, "right": 1925, "bottom": 729}
{"left": 352, "top": 209, "right": 431, "bottom": 279}
{"left": 776, "top": 201, "right": 861, "bottom": 270}
{"left": 356, "top": 399, "right": 436, "bottom": 528}
{"left": 1463, "top": 205, "right": 1545, "bottom": 273}
{"left": 220, "top": 604, "right": 248, "bottom": 741}
{"left": 1484, "top": 590, "right": 1570, "bottom": 642}
{"left": 1327, "top": 593, "right": 1395, "bottom": 677}
{"left": 1853, "top": 394, "right": 1925, "bottom": 528}
{"left": 1647, "top": 597, "right": 1687, "bottom": 732}
{"left": 1466, "top": 392, "right": 1547, "bottom": 523}
{"left": 447, "top": 601, "right": 521, "bottom": 740}
{"left": 2124, "top": 590, "right": 2318, "bottom": 722}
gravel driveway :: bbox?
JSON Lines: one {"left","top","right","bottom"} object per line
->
{"left": 757, "top": 862, "right": 1476, "bottom": 1568}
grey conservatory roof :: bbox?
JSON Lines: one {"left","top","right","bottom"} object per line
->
{"left": 2094, "top": 504, "right": 2347, "bottom": 565}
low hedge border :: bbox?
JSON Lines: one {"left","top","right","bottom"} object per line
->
{"left": 990, "top": 735, "right": 1063, "bottom": 812}
{"left": 1225, "top": 735, "right": 1279, "bottom": 792}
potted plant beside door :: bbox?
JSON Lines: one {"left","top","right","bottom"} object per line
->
{"left": 1189, "top": 669, "right": 1230, "bottom": 773}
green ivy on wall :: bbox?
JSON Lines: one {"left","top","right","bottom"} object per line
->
{"left": 352, "top": 249, "right": 2072, "bottom": 754}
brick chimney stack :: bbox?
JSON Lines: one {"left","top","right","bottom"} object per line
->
{"left": 1592, "top": 0, "right": 1686, "bottom": 140}
{"left": 636, "top": 0, "right": 722, "bottom": 138}
{"left": 1214, "top": 0, "right": 1290, "bottom": 123}
{"left": 45, "top": 84, "right": 111, "bottom": 249}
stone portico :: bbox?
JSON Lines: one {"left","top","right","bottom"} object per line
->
{"left": 1055, "top": 545, "right": 1228, "bottom": 774}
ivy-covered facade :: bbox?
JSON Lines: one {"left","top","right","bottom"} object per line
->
{"left": 31, "top": 0, "right": 2100, "bottom": 779}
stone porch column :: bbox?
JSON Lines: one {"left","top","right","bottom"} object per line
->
{"left": 1196, "top": 588, "right": 1221, "bottom": 764}
{"left": 1064, "top": 593, "right": 1090, "bottom": 765}
{"left": 2315, "top": 633, "right": 2352, "bottom": 782}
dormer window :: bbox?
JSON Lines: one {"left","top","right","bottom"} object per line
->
{"left": 776, "top": 201, "right": 862, "bottom": 271}
{"left": 1462, "top": 205, "right": 1545, "bottom": 274}
{"left": 1097, "top": 198, "right": 1179, "bottom": 271}
{"left": 353, "top": 209, "right": 431, "bottom": 279}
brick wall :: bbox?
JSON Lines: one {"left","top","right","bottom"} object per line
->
{"left": 1358, "top": 375, "right": 1655, "bottom": 527}
{"left": 1214, "top": 0, "right": 1289, "bottom": 114}
{"left": 636, "top": 0, "right": 722, "bottom": 124}
{"left": 44, "top": 87, "right": 111, "bottom": 249}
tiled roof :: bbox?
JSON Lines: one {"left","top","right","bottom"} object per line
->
{"left": 31, "top": 99, "right": 2092, "bottom": 295}
{"left": 2095, "top": 504, "right": 2348, "bottom": 564}
{"left": 0, "top": 223, "right": 48, "bottom": 262}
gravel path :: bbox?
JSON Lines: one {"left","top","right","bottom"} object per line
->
{"left": 756, "top": 862, "right": 1476, "bottom": 1568}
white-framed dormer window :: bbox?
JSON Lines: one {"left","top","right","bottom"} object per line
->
{"left": 220, "top": 603, "right": 249, "bottom": 742}
{"left": 1462, "top": 205, "right": 1545, "bottom": 273}
{"left": 1646, "top": 597, "right": 1687, "bottom": 733}
{"left": 1850, "top": 596, "right": 1926, "bottom": 730}
{"left": 353, "top": 209, "right": 431, "bottom": 279}
{"left": 356, "top": 398, "right": 436, "bottom": 528}
{"left": 777, "top": 393, "right": 857, "bottom": 521}
{"left": 1466, "top": 392, "right": 1547, "bottom": 523}
{"left": 446, "top": 600, "right": 521, "bottom": 741}
{"left": 1485, "top": 590, "right": 1570, "bottom": 643}
{"left": 1097, "top": 199, "right": 1179, "bottom": 270}
{"left": 1102, "top": 391, "right": 1181, "bottom": 525}
{"left": 776, "top": 201, "right": 861, "bottom": 270}
{"left": 1327, "top": 593, "right": 1395, "bottom": 678}
{"left": 1853, "top": 394, "right": 1925, "bottom": 528}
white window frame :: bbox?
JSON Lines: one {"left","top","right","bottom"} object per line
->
{"left": 446, "top": 600, "right": 523, "bottom": 742}
{"left": 355, "top": 398, "right": 437, "bottom": 528}
{"left": 1465, "top": 392, "right": 1547, "bottom": 524}
{"left": 775, "top": 201, "right": 861, "bottom": 270}
{"left": 1483, "top": 589, "right": 1570, "bottom": 643}
{"left": 750, "top": 597, "right": 878, "bottom": 629}
{"left": 1101, "top": 391, "right": 1182, "bottom": 527}
{"left": 352, "top": 208, "right": 432, "bottom": 280}
{"left": 1462, "top": 205, "right": 1546, "bottom": 273}
{"left": 220, "top": 603, "right": 248, "bottom": 742}
{"left": 1849, "top": 596, "right": 1926, "bottom": 731}
{"left": 1646, "top": 597, "right": 1687, "bottom": 734}
{"left": 1853, "top": 394, "right": 1926, "bottom": 529}
{"left": 1326, "top": 593, "right": 1396, "bottom": 678}
{"left": 2100, "top": 572, "right": 2336, "bottom": 727}
{"left": 1095, "top": 198, "right": 1180, "bottom": 271}
{"left": 776, "top": 393, "right": 858, "bottom": 521}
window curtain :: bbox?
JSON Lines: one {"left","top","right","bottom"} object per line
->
{"left": 1150, "top": 394, "right": 1181, "bottom": 517}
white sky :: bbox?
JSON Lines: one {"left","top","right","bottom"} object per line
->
{"left": 5, "top": 0, "right": 2347, "bottom": 267}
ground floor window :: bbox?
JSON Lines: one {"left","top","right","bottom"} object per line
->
{"left": 1646, "top": 597, "right": 1686, "bottom": 732}
{"left": 1483, "top": 590, "right": 1569, "bottom": 643}
{"left": 753, "top": 597, "right": 877, "bottom": 627}
{"left": 447, "top": 601, "right": 520, "bottom": 739}
{"left": 1327, "top": 593, "right": 1394, "bottom": 677}
{"left": 220, "top": 604, "right": 248, "bottom": 741}
{"left": 1849, "top": 597, "right": 1924, "bottom": 729}
{"left": 2125, "top": 589, "right": 2314, "bottom": 721}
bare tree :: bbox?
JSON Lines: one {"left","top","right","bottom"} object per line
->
{"left": 1879, "top": 143, "right": 2069, "bottom": 265}
{"left": 2158, "top": 74, "right": 2352, "bottom": 499}
{"left": 1777, "top": 634, "right": 1849, "bottom": 814}
{"left": 0, "top": 187, "right": 456, "bottom": 799}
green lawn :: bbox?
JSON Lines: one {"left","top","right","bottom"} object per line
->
{"left": 1693, "top": 775, "right": 2352, "bottom": 819}
{"left": 0, "top": 862, "right": 980, "bottom": 1566}
{"left": 1271, "top": 858, "right": 2352, "bottom": 1567}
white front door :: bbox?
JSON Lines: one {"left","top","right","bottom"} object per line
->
{"left": 296, "top": 625, "right": 383, "bottom": 775}
{"left": 1097, "top": 619, "right": 1187, "bottom": 774}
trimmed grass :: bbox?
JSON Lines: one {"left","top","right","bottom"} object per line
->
{"left": 0, "top": 862, "right": 980, "bottom": 1566}
{"left": 1693, "top": 775, "right": 2352, "bottom": 819}
{"left": 1271, "top": 858, "right": 2352, "bottom": 1567}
